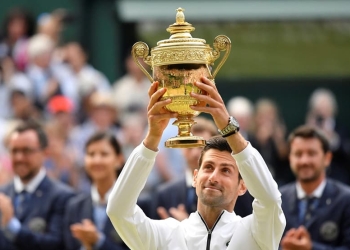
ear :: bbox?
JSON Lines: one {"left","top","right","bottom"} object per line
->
{"left": 192, "top": 169, "right": 198, "bottom": 187}
{"left": 324, "top": 151, "right": 332, "bottom": 169}
{"left": 237, "top": 179, "right": 247, "bottom": 196}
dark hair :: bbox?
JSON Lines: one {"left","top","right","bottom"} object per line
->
{"left": 13, "top": 120, "right": 48, "bottom": 149}
{"left": 1, "top": 7, "right": 35, "bottom": 39}
{"left": 198, "top": 136, "right": 242, "bottom": 179}
{"left": 84, "top": 131, "right": 124, "bottom": 176}
{"left": 85, "top": 131, "right": 122, "bottom": 155}
{"left": 288, "top": 125, "right": 330, "bottom": 153}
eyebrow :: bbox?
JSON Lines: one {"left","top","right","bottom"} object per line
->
{"left": 204, "top": 160, "right": 235, "bottom": 169}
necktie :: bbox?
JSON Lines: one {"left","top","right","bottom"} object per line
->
{"left": 299, "top": 196, "right": 317, "bottom": 225}
{"left": 15, "top": 190, "right": 29, "bottom": 218}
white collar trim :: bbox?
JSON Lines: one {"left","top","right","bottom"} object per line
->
{"left": 14, "top": 168, "right": 46, "bottom": 194}
{"left": 296, "top": 179, "right": 327, "bottom": 199}
{"left": 91, "top": 184, "right": 113, "bottom": 205}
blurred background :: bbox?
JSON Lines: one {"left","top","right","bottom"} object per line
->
{"left": 0, "top": 0, "right": 349, "bottom": 189}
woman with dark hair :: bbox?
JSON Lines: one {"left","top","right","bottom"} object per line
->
{"left": 63, "top": 131, "right": 128, "bottom": 250}
{"left": 0, "top": 7, "right": 35, "bottom": 70}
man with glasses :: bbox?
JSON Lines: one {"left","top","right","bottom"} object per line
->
{"left": 0, "top": 121, "right": 74, "bottom": 250}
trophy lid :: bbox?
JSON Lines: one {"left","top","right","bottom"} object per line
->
{"left": 151, "top": 8, "right": 213, "bottom": 66}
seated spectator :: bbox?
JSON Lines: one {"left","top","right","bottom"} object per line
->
{"left": 250, "top": 98, "right": 291, "bottom": 185}
{"left": 64, "top": 132, "right": 128, "bottom": 250}
{"left": 280, "top": 125, "right": 350, "bottom": 249}
{"left": 0, "top": 7, "right": 35, "bottom": 71}
{"left": 306, "top": 88, "right": 350, "bottom": 185}
{"left": 227, "top": 96, "right": 254, "bottom": 141}
{"left": 0, "top": 56, "right": 33, "bottom": 119}
{"left": 64, "top": 42, "right": 111, "bottom": 119}
{"left": 112, "top": 55, "right": 149, "bottom": 123}
{"left": 0, "top": 121, "right": 74, "bottom": 250}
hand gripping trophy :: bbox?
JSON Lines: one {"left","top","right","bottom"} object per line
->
{"left": 132, "top": 7, "right": 231, "bottom": 148}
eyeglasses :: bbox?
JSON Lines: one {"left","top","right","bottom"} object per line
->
{"left": 10, "top": 147, "right": 42, "bottom": 156}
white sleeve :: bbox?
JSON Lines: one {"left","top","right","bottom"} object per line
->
{"left": 233, "top": 143, "right": 286, "bottom": 250}
{"left": 106, "top": 143, "right": 178, "bottom": 250}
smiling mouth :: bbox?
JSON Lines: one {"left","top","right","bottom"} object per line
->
{"left": 204, "top": 187, "right": 220, "bottom": 191}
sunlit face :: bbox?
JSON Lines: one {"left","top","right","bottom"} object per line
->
{"left": 9, "top": 130, "right": 45, "bottom": 183}
{"left": 84, "top": 139, "right": 123, "bottom": 182}
{"left": 193, "top": 149, "right": 245, "bottom": 212}
{"left": 289, "top": 137, "right": 331, "bottom": 183}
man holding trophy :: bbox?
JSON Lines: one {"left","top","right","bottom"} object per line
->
{"left": 107, "top": 8, "right": 285, "bottom": 250}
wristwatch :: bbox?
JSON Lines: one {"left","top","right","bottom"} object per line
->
{"left": 218, "top": 116, "right": 240, "bottom": 138}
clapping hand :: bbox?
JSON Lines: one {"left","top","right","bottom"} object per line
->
{"left": 70, "top": 219, "right": 100, "bottom": 250}
{"left": 157, "top": 204, "right": 189, "bottom": 221}
{"left": 281, "top": 226, "right": 312, "bottom": 250}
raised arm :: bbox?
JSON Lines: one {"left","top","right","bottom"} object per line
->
{"left": 106, "top": 81, "right": 178, "bottom": 249}
{"left": 190, "top": 77, "right": 286, "bottom": 249}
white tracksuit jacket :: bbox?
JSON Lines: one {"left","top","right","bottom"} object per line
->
{"left": 107, "top": 143, "right": 286, "bottom": 250}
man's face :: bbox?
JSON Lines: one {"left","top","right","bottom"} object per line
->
{"left": 9, "top": 130, "right": 46, "bottom": 183}
{"left": 289, "top": 137, "right": 331, "bottom": 183}
{"left": 193, "top": 149, "right": 245, "bottom": 212}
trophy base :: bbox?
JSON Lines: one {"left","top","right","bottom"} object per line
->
{"left": 165, "top": 136, "right": 206, "bottom": 148}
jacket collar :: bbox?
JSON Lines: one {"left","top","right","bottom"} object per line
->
{"left": 13, "top": 168, "right": 46, "bottom": 194}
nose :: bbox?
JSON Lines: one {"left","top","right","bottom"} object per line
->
{"left": 299, "top": 153, "right": 311, "bottom": 165}
{"left": 91, "top": 154, "right": 102, "bottom": 163}
{"left": 12, "top": 150, "right": 25, "bottom": 161}
{"left": 208, "top": 169, "right": 219, "bottom": 184}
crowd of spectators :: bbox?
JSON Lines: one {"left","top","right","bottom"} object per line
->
{"left": 1, "top": 6, "right": 350, "bottom": 250}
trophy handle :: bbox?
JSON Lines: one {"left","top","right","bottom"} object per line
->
{"left": 211, "top": 35, "right": 231, "bottom": 78}
{"left": 131, "top": 42, "right": 154, "bottom": 82}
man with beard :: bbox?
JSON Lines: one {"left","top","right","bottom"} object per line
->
{"left": 280, "top": 125, "right": 350, "bottom": 250}
{"left": 153, "top": 116, "right": 254, "bottom": 220}
{"left": 107, "top": 77, "right": 285, "bottom": 250}
{"left": 0, "top": 121, "right": 74, "bottom": 250}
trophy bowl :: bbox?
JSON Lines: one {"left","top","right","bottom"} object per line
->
{"left": 131, "top": 8, "right": 231, "bottom": 148}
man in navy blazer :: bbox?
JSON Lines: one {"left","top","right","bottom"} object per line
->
{"left": 0, "top": 121, "right": 74, "bottom": 250}
{"left": 153, "top": 117, "right": 253, "bottom": 220}
{"left": 280, "top": 125, "right": 350, "bottom": 249}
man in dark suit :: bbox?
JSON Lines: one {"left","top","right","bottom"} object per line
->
{"left": 153, "top": 117, "right": 253, "bottom": 220}
{"left": 280, "top": 125, "right": 350, "bottom": 250}
{"left": 0, "top": 121, "right": 74, "bottom": 250}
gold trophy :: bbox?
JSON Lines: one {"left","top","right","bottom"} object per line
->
{"left": 132, "top": 7, "right": 231, "bottom": 148}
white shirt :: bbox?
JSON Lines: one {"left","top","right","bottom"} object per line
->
{"left": 91, "top": 184, "right": 113, "bottom": 205}
{"left": 296, "top": 179, "right": 327, "bottom": 199}
{"left": 185, "top": 168, "right": 194, "bottom": 188}
{"left": 107, "top": 143, "right": 286, "bottom": 250}
{"left": 14, "top": 168, "right": 46, "bottom": 194}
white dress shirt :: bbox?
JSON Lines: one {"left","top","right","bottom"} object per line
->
{"left": 14, "top": 168, "right": 46, "bottom": 194}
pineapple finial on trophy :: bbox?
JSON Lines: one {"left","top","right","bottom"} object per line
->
{"left": 176, "top": 7, "right": 185, "bottom": 24}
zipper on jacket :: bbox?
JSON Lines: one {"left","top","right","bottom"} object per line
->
{"left": 198, "top": 211, "right": 224, "bottom": 250}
